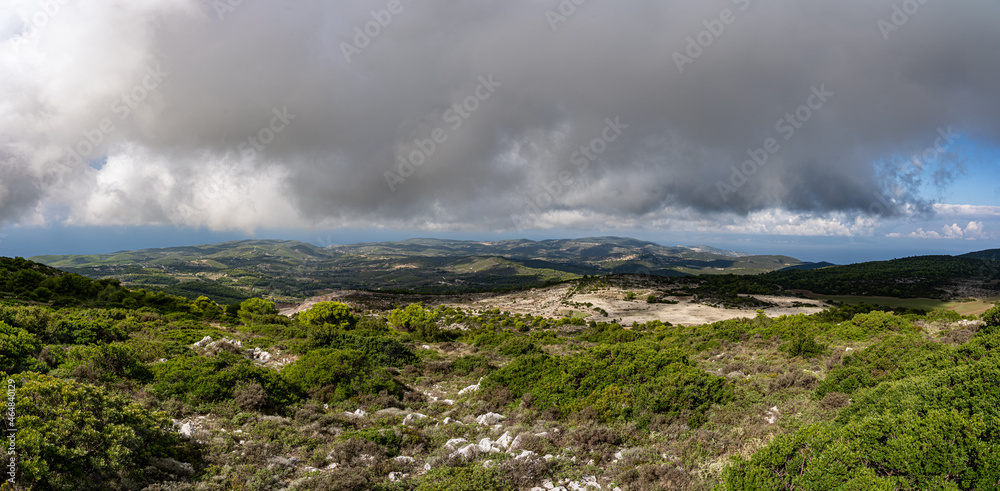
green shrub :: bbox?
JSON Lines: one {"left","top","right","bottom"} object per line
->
{"left": 281, "top": 348, "right": 403, "bottom": 403}
{"left": 814, "top": 335, "right": 951, "bottom": 399}
{"left": 2, "top": 371, "right": 194, "bottom": 490}
{"left": 581, "top": 322, "right": 643, "bottom": 344}
{"left": 452, "top": 355, "right": 493, "bottom": 376}
{"left": 781, "top": 331, "right": 826, "bottom": 359}
{"left": 832, "top": 311, "right": 915, "bottom": 340}
{"left": 237, "top": 298, "right": 279, "bottom": 324}
{"left": 982, "top": 304, "right": 1000, "bottom": 335}
{"left": 310, "top": 330, "right": 417, "bottom": 367}
{"left": 925, "top": 308, "right": 964, "bottom": 323}
{"left": 487, "top": 343, "right": 730, "bottom": 425}
{"left": 55, "top": 342, "right": 152, "bottom": 385}
{"left": 0, "top": 321, "right": 43, "bottom": 373}
{"left": 416, "top": 465, "right": 515, "bottom": 491}
{"left": 151, "top": 353, "right": 300, "bottom": 411}
{"left": 299, "top": 302, "right": 358, "bottom": 329}
{"left": 387, "top": 303, "right": 438, "bottom": 331}
{"left": 497, "top": 337, "right": 543, "bottom": 357}
{"left": 722, "top": 342, "right": 1000, "bottom": 490}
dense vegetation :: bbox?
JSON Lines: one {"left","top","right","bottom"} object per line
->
{"left": 1, "top": 256, "right": 998, "bottom": 489}
{"left": 691, "top": 255, "right": 1000, "bottom": 300}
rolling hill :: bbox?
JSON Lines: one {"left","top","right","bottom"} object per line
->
{"left": 30, "top": 237, "right": 810, "bottom": 301}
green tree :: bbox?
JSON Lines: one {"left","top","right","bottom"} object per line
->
{"left": 387, "top": 303, "right": 438, "bottom": 331}
{"left": 299, "top": 302, "right": 357, "bottom": 328}
{"left": 192, "top": 295, "right": 223, "bottom": 320}
{"left": 237, "top": 297, "right": 278, "bottom": 324}
{"left": 982, "top": 304, "right": 1000, "bottom": 335}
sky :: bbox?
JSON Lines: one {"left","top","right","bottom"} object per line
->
{"left": 0, "top": 0, "right": 998, "bottom": 263}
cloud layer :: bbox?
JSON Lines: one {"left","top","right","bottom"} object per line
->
{"left": 1, "top": 0, "right": 998, "bottom": 234}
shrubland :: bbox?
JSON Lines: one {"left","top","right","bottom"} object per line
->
{"left": 0, "top": 257, "right": 998, "bottom": 489}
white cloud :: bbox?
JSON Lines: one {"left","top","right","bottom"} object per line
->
{"left": 889, "top": 221, "right": 987, "bottom": 240}
{"left": 932, "top": 204, "right": 1000, "bottom": 217}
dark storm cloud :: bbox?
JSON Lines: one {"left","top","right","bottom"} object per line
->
{"left": 1, "top": 0, "right": 998, "bottom": 230}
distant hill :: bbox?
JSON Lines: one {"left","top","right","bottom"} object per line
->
{"left": 30, "top": 237, "right": 811, "bottom": 301}
{"left": 961, "top": 249, "right": 1000, "bottom": 261}
{"left": 780, "top": 261, "right": 837, "bottom": 272}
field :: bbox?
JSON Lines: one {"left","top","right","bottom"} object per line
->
{"left": 808, "top": 294, "right": 998, "bottom": 316}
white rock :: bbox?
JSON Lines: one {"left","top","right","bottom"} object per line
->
{"left": 403, "top": 413, "right": 427, "bottom": 425}
{"left": 422, "top": 345, "right": 431, "bottom": 349}
{"left": 388, "top": 472, "right": 409, "bottom": 482}
{"left": 393, "top": 456, "right": 415, "bottom": 464}
{"left": 451, "top": 443, "right": 479, "bottom": 460}
{"left": 424, "top": 463, "right": 431, "bottom": 471}
{"left": 476, "top": 412, "right": 505, "bottom": 426}
{"left": 444, "top": 438, "right": 468, "bottom": 450}
{"left": 193, "top": 336, "right": 213, "bottom": 347}
{"left": 543, "top": 454, "right": 554, "bottom": 461}
{"left": 514, "top": 450, "right": 537, "bottom": 460}
{"left": 179, "top": 422, "right": 193, "bottom": 438}
{"left": 509, "top": 434, "right": 524, "bottom": 451}
{"left": 345, "top": 409, "right": 367, "bottom": 418}
{"left": 495, "top": 431, "right": 513, "bottom": 449}
{"left": 477, "top": 438, "right": 503, "bottom": 454}
{"left": 459, "top": 377, "right": 484, "bottom": 395}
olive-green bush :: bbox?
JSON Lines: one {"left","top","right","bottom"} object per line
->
{"left": 2, "top": 371, "right": 194, "bottom": 490}
{"left": 151, "top": 352, "right": 300, "bottom": 411}
{"left": 488, "top": 342, "right": 731, "bottom": 425}
{"left": 281, "top": 348, "right": 404, "bottom": 403}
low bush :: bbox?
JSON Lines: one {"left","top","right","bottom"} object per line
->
{"left": 151, "top": 352, "right": 300, "bottom": 411}
{"left": 416, "top": 464, "right": 515, "bottom": 491}
{"left": 488, "top": 343, "right": 731, "bottom": 426}
{"left": 0, "top": 321, "right": 43, "bottom": 373}
{"left": 281, "top": 348, "right": 404, "bottom": 403}
{"left": 55, "top": 342, "right": 152, "bottom": 385}
{"left": 2, "top": 371, "right": 196, "bottom": 490}
{"left": 497, "top": 337, "right": 543, "bottom": 357}
{"left": 813, "top": 334, "right": 951, "bottom": 399}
